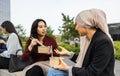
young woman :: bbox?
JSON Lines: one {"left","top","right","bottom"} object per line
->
{"left": 0, "top": 21, "right": 22, "bottom": 69}
{"left": 47, "top": 8, "right": 115, "bottom": 76}
{"left": 21, "top": 19, "right": 59, "bottom": 76}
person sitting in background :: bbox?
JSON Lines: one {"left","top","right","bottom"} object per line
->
{"left": 47, "top": 8, "right": 115, "bottom": 76}
{"left": 0, "top": 21, "right": 23, "bottom": 69}
{"left": 0, "top": 36, "right": 7, "bottom": 53}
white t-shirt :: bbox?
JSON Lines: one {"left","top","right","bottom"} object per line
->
{"left": 0, "top": 33, "right": 22, "bottom": 58}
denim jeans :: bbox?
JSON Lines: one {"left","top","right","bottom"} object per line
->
{"left": 47, "top": 68, "right": 68, "bottom": 76}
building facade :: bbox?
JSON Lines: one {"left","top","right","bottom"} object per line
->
{"left": 108, "top": 23, "right": 120, "bottom": 41}
{"left": 0, "top": 0, "right": 10, "bottom": 24}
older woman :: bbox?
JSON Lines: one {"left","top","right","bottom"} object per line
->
{"left": 47, "top": 8, "right": 115, "bottom": 76}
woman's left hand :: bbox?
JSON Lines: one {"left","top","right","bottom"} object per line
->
{"left": 54, "top": 58, "right": 69, "bottom": 71}
{"left": 55, "top": 46, "right": 71, "bottom": 56}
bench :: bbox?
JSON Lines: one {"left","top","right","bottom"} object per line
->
{"left": 0, "top": 55, "right": 75, "bottom": 76}
{"left": 0, "top": 69, "right": 22, "bottom": 76}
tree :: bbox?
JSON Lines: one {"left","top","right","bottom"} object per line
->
{"left": 15, "top": 24, "right": 26, "bottom": 41}
{"left": 59, "top": 13, "right": 79, "bottom": 42}
{"left": 46, "top": 26, "right": 56, "bottom": 39}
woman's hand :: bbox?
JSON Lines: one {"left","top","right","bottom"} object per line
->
{"left": 28, "top": 38, "right": 40, "bottom": 51}
{"left": 0, "top": 39, "right": 6, "bottom": 44}
{"left": 54, "top": 58, "right": 69, "bottom": 71}
{"left": 55, "top": 46, "right": 71, "bottom": 55}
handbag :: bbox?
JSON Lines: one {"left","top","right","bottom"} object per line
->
{"left": 8, "top": 49, "right": 33, "bottom": 73}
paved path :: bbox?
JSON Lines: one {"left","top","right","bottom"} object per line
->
{"left": 115, "top": 60, "right": 120, "bottom": 76}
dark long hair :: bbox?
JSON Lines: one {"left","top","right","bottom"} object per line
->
{"left": 25, "top": 19, "right": 47, "bottom": 50}
{"left": 1, "top": 21, "right": 23, "bottom": 48}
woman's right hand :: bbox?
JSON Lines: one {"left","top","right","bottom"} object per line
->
{"left": 28, "top": 38, "right": 40, "bottom": 51}
{"left": 54, "top": 58, "right": 69, "bottom": 71}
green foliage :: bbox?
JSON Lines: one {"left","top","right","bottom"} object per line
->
{"left": 59, "top": 13, "right": 79, "bottom": 41}
{"left": 0, "top": 28, "right": 7, "bottom": 40}
{"left": 114, "top": 41, "right": 120, "bottom": 60}
{"left": 22, "top": 41, "right": 26, "bottom": 50}
{"left": 46, "top": 26, "right": 55, "bottom": 39}
{"left": 15, "top": 24, "right": 26, "bottom": 41}
{"left": 55, "top": 35, "right": 62, "bottom": 43}
{"left": 0, "top": 29, "right": 3, "bottom": 36}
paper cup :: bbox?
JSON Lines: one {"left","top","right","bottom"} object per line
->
{"left": 49, "top": 57, "right": 60, "bottom": 68}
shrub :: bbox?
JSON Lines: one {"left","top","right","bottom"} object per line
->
{"left": 114, "top": 41, "right": 120, "bottom": 60}
{"left": 22, "top": 41, "right": 26, "bottom": 50}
